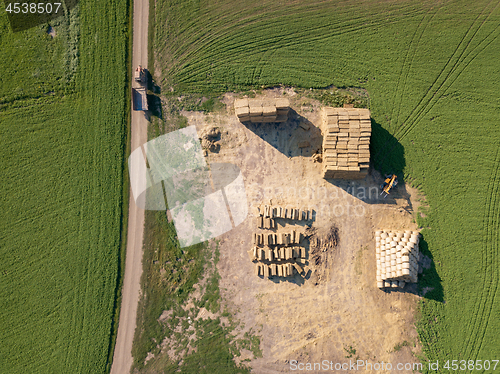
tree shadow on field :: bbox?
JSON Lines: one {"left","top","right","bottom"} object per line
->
{"left": 324, "top": 118, "right": 408, "bottom": 205}
{"left": 242, "top": 109, "right": 322, "bottom": 158}
{"left": 145, "top": 69, "right": 162, "bottom": 119}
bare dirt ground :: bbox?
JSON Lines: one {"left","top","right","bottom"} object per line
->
{"left": 110, "top": 0, "right": 149, "bottom": 373}
{"left": 183, "top": 88, "right": 424, "bottom": 373}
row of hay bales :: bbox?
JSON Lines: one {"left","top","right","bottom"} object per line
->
{"left": 234, "top": 98, "right": 290, "bottom": 123}
{"left": 321, "top": 107, "right": 371, "bottom": 179}
{"left": 253, "top": 231, "right": 303, "bottom": 246}
{"left": 258, "top": 205, "right": 312, "bottom": 221}
{"left": 258, "top": 217, "right": 277, "bottom": 229}
{"left": 255, "top": 262, "right": 303, "bottom": 278}
{"left": 248, "top": 246, "right": 307, "bottom": 262}
{"left": 375, "top": 230, "right": 420, "bottom": 289}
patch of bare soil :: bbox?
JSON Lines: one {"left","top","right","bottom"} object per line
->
{"left": 182, "top": 89, "right": 425, "bottom": 373}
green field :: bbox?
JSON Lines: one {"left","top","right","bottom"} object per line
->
{"left": 149, "top": 0, "right": 500, "bottom": 370}
{"left": 0, "top": 1, "right": 129, "bottom": 373}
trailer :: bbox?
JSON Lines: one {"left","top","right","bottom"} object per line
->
{"left": 132, "top": 87, "right": 148, "bottom": 111}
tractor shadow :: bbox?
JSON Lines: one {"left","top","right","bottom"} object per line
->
{"left": 324, "top": 118, "right": 407, "bottom": 205}
{"left": 242, "top": 109, "right": 322, "bottom": 158}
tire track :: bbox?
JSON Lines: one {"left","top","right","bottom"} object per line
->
{"left": 176, "top": 15, "right": 407, "bottom": 84}
{"left": 461, "top": 147, "right": 500, "bottom": 369}
{"left": 397, "top": 22, "right": 500, "bottom": 142}
{"left": 389, "top": 7, "right": 437, "bottom": 133}
{"left": 169, "top": 5, "right": 423, "bottom": 82}
{"left": 372, "top": 1, "right": 499, "bottom": 169}
{"left": 394, "top": 0, "right": 500, "bottom": 141}
{"left": 173, "top": 2, "right": 419, "bottom": 67}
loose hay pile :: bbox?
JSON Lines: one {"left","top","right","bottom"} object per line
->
{"left": 234, "top": 98, "right": 290, "bottom": 123}
{"left": 375, "top": 230, "right": 420, "bottom": 289}
{"left": 321, "top": 107, "right": 371, "bottom": 179}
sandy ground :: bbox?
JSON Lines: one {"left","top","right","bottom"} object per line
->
{"left": 184, "top": 89, "right": 423, "bottom": 373}
{"left": 110, "top": 0, "right": 149, "bottom": 373}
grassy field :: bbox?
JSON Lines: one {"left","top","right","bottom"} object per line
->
{"left": 132, "top": 210, "right": 255, "bottom": 373}
{"left": 148, "top": 0, "right": 500, "bottom": 371}
{"left": 0, "top": 1, "right": 130, "bottom": 373}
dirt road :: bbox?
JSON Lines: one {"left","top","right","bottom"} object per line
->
{"left": 110, "top": 1, "right": 149, "bottom": 373}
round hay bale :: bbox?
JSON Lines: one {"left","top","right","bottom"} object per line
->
{"left": 401, "top": 237, "right": 408, "bottom": 243}
{"left": 396, "top": 251, "right": 402, "bottom": 258}
{"left": 390, "top": 247, "right": 397, "bottom": 255}
{"left": 396, "top": 264, "right": 402, "bottom": 271}
{"left": 395, "top": 232, "right": 403, "bottom": 239}
{"left": 391, "top": 253, "right": 397, "bottom": 260}
{"left": 402, "top": 268, "right": 410, "bottom": 276}
{"left": 402, "top": 255, "right": 410, "bottom": 262}
{"left": 390, "top": 241, "right": 397, "bottom": 247}
{"left": 398, "top": 281, "right": 406, "bottom": 288}
{"left": 396, "top": 269, "right": 402, "bottom": 277}
{"left": 391, "top": 281, "right": 398, "bottom": 288}
{"left": 377, "top": 281, "right": 385, "bottom": 289}
{"left": 376, "top": 275, "right": 382, "bottom": 282}
{"left": 375, "top": 230, "right": 382, "bottom": 236}
{"left": 381, "top": 232, "right": 388, "bottom": 239}
{"left": 396, "top": 245, "right": 403, "bottom": 251}
{"left": 384, "top": 281, "right": 391, "bottom": 288}
{"left": 391, "top": 259, "right": 397, "bottom": 267}
{"left": 396, "top": 258, "right": 402, "bottom": 264}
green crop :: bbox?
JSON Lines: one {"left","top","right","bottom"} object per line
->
{"left": 0, "top": 1, "right": 130, "bottom": 373}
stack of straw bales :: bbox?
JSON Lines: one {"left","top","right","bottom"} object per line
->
{"left": 375, "top": 230, "right": 420, "bottom": 289}
{"left": 234, "top": 98, "right": 289, "bottom": 123}
{"left": 257, "top": 205, "right": 312, "bottom": 222}
{"left": 248, "top": 246, "right": 306, "bottom": 262}
{"left": 255, "top": 263, "right": 296, "bottom": 277}
{"left": 252, "top": 230, "right": 303, "bottom": 246}
{"left": 250, "top": 202, "right": 310, "bottom": 279}
{"left": 321, "top": 107, "right": 371, "bottom": 179}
